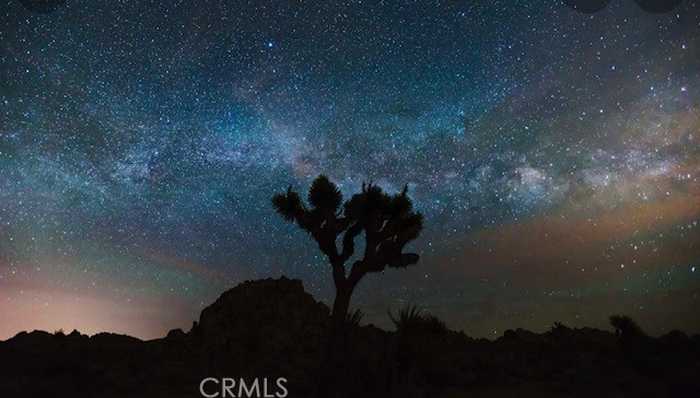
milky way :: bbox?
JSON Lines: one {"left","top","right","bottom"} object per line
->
{"left": 1, "top": 1, "right": 699, "bottom": 339}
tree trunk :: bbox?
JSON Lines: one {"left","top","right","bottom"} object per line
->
{"left": 331, "top": 284, "right": 352, "bottom": 330}
{"left": 327, "top": 282, "right": 353, "bottom": 364}
{"left": 317, "top": 283, "right": 354, "bottom": 397}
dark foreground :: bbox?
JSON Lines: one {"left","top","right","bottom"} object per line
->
{"left": 1, "top": 277, "right": 698, "bottom": 397}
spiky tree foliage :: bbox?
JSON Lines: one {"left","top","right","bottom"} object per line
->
{"left": 272, "top": 174, "right": 423, "bottom": 329}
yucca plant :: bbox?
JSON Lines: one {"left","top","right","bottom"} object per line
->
{"left": 345, "top": 309, "right": 364, "bottom": 328}
{"left": 389, "top": 304, "right": 447, "bottom": 334}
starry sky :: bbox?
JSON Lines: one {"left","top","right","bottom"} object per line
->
{"left": 1, "top": 0, "right": 699, "bottom": 340}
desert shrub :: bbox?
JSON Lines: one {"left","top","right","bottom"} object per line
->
{"left": 389, "top": 305, "right": 447, "bottom": 334}
{"left": 345, "top": 309, "right": 364, "bottom": 327}
{"left": 609, "top": 315, "right": 646, "bottom": 338}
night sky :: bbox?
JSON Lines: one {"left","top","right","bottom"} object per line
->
{"left": 1, "top": 0, "right": 699, "bottom": 340}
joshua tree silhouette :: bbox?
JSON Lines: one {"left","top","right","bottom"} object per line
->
{"left": 272, "top": 175, "right": 423, "bottom": 331}
{"left": 273, "top": 175, "right": 423, "bottom": 395}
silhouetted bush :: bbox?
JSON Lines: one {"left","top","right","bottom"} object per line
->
{"left": 389, "top": 305, "right": 447, "bottom": 334}
{"left": 609, "top": 315, "right": 646, "bottom": 338}
{"left": 550, "top": 321, "right": 572, "bottom": 337}
{"left": 345, "top": 309, "right": 364, "bottom": 327}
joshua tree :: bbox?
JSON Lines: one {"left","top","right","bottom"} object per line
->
{"left": 272, "top": 174, "right": 423, "bottom": 331}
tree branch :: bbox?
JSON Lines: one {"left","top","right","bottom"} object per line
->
{"left": 338, "top": 222, "right": 362, "bottom": 263}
